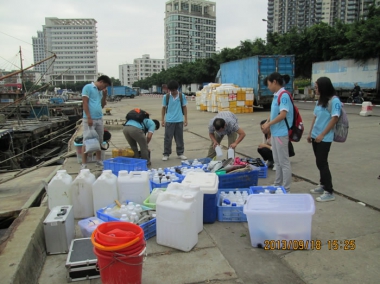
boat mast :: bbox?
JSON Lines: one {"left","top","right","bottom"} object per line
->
{"left": 19, "top": 46, "right": 23, "bottom": 92}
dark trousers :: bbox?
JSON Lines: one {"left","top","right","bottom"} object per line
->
{"left": 163, "top": 122, "right": 184, "bottom": 156}
{"left": 312, "top": 139, "right": 333, "bottom": 193}
{"left": 257, "top": 147, "right": 273, "bottom": 162}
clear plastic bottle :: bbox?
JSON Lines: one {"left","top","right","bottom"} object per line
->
{"left": 135, "top": 204, "right": 142, "bottom": 215}
{"left": 120, "top": 214, "right": 130, "bottom": 222}
{"left": 227, "top": 147, "right": 235, "bottom": 159}
{"left": 130, "top": 212, "right": 139, "bottom": 223}
{"left": 119, "top": 204, "right": 128, "bottom": 217}
{"left": 215, "top": 145, "right": 223, "bottom": 157}
{"left": 104, "top": 207, "right": 114, "bottom": 217}
{"left": 157, "top": 168, "right": 164, "bottom": 176}
{"left": 276, "top": 187, "right": 284, "bottom": 194}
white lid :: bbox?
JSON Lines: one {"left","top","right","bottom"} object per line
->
{"left": 103, "top": 170, "right": 112, "bottom": 174}
{"left": 182, "top": 172, "right": 218, "bottom": 194}
{"left": 244, "top": 194, "right": 315, "bottom": 214}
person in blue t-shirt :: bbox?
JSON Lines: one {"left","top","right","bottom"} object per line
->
{"left": 81, "top": 75, "right": 111, "bottom": 169}
{"left": 262, "top": 72, "right": 293, "bottom": 192}
{"left": 307, "top": 77, "right": 340, "bottom": 202}
{"left": 161, "top": 80, "right": 188, "bottom": 161}
{"left": 123, "top": 117, "right": 160, "bottom": 166}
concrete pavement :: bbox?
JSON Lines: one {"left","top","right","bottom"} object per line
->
{"left": 29, "top": 95, "right": 380, "bottom": 283}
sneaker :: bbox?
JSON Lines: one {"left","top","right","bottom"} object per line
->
{"left": 162, "top": 155, "right": 169, "bottom": 161}
{"left": 316, "top": 191, "right": 335, "bottom": 202}
{"left": 81, "top": 164, "right": 87, "bottom": 170}
{"left": 310, "top": 185, "right": 324, "bottom": 194}
{"left": 272, "top": 164, "right": 277, "bottom": 171}
{"left": 96, "top": 160, "right": 104, "bottom": 167}
{"left": 266, "top": 160, "right": 274, "bottom": 168}
{"left": 177, "top": 155, "right": 187, "bottom": 160}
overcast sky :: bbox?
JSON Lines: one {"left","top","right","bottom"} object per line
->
{"left": 0, "top": 0, "right": 268, "bottom": 78}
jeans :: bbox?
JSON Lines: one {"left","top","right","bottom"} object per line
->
{"left": 312, "top": 139, "right": 333, "bottom": 193}
{"left": 163, "top": 122, "right": 184, "bottom": 156}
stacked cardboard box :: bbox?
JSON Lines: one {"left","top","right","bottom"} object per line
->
{"left": 196, "top": 84, "right": 254, "bottom": 114}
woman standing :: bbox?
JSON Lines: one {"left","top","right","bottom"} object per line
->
{"left": 262, "top": 72, "right": 293, "bottom": 192}
{"left": 307, "top": 77, "right": 340, "bottom": 202}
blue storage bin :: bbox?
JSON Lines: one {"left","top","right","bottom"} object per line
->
{"left": 217, "top": 188, "right": 250, "bottom": 222}
{"left": 218, "top": 169, "right": 259, "bottom": 189}
{"left": 96, "top": 201, "right": 156, "bottom": 240}
{"left": 258, "top": 163, "right": 268, "bottom": 178}
{"left": 203, "top": 193, "right": 218, "bottom": 224}
{"left": 249, "top": 186, "right": 287, "bottom": 194}
{"left": 103, "top": 157, "right": 148, "bottom": 176}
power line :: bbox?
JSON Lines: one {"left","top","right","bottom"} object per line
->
{"left": 0, "top": 31, "right": 33, "bottom": 46}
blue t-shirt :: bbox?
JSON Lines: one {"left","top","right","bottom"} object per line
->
{"left": 125, "top": 118, "right": 156, "bottom": 133}
{"left": 270, "top": 88, "right": 294, "bottom": 137}
{"left": 312, "top": 97, "right": 341, "bottom": 142}
{"left": 82, "top": 83, "right": 103, "bottom": 119}
{"left": 162, "top": 93, "right": 187, "bottom": 123}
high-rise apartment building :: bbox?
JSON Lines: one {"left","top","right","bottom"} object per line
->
{"left": 119, "top": 54, "right": 165, "bottom": 86}
{"left": 32, "top": 31, "right": 47, "bottom": 74}
{"left": 164, "top": 0, "right": 216, "bottom": 69}
{"left": 266, "top": 0, "right": 377, "bottom": 34}
{"left": 32, "top": 17, "right": 98, "bottom": 86}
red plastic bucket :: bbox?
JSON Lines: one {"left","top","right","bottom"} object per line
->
{"left": 94, "top": 246, "right": 146, "bottom": 284}
{"left": 95, "top": 222, "right": 144, "bottom": 246}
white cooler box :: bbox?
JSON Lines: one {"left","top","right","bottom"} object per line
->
{"left": 244, "top": 194, "right": 315, "bottom": 249}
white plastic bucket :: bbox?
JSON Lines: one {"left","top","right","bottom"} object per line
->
{"left": 117, "top": 171, "right": 150, "bottom": 204}
{"left": 48, "top": 170, "right": 73, "bottom": 209}
{"left": 92, "top": 170, "right": 118, "bottom": 216}
{"left": 71, "top": 169, "right": 96, "bottom": 218}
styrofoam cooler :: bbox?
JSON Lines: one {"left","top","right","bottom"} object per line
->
{"left": 117, "top": 170, "right": 150, "bottom": 204}
{"left": 156, "top": 192, "right": 198, "bottom": 252}
{"left": 243, "top": 194, "right": 315, "bottom": 249}
{"left": 70, "top": 169, "right": 96, "bottom": 219}
{"left": 166, "top": 183, "right": 204, "bottom": 233}
{"left": 92, "top": 170, "right": 118, "bottom": 216}
{"left": 48, "top": 170, "right": 73, "bottom": 209}
{"left": 182, "top": 172, "right": 218, "bottom": 223}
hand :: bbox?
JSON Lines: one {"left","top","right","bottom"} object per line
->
{"left": 230, "top": 142, "right": 238, "bottom": 149}
{"left": 102, "top": 89, "right": 107, "bottom": 96}
{"left": 258, "top": 143, "right": 266, "bottom": 148}
{"left": 161, "top": 120, "right": 165, "bottom": 127}
{"left": 87, "top": 117, "right": 93, "bottom": 127}
{"left": 184, "top": 120, "right": 188, "bottom": 127}
{"left": 315, "top": 134, "right": 324, "bottom": 143}
{"left": 262, "top": 122, "right": 270, "bottom": 134}
{"left": 307, "top": 135, "right": 312, "bottom": 143}
{"left": 213, "top": 141, "right": 219, "bottom": 148}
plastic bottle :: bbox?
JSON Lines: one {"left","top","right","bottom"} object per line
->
{"left": 157, "top": 168, "right": 164, "bottom": 176}
{"left": 227, "top": 147, "right": 235, "bottom": 159}
{"left": 215, "top": 145, "right": 223, "bottom": 158}
{"left": 120, "top": 214, "right": 130, "bottom": 222}
{"left": 276, "top": 187, "right": 284, "bottom": 194}
{"left": 130, "top": 212, "right": 139, "bottom": 223}
{"left": 104, "top": 207, "right": 114, "bottom": 217}
{"left": 135, "top": 204, "right": 142, "bottom": 214}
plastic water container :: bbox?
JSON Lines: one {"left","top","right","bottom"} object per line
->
{"left": 78, "top": 217, "right": 104, "bottom": 238}
{"left": 117, "top": 171, "right": 150, "bottom": 204}
{"left": 70, "top": 169, "right": 96, "bottom": 218}
{"left": 227, "top": 147, "right": 235, "bottom": 159}
{"left": 92, "top": 170, "right": 118, "bottom": 216}
{"left": 47, "top": 170, "right": 73, "bottom": 209}
{"left": 243, "top": 194, "right": 315, "bottom": 249}
{"left": 166, "top": 183, "right": 204, "bottom": 233}
{"left": 156, "top": 192, "right": 198, "bottom": 252}
{"left": 215, "top": 145, "right": 223, "bottom": 159}
{"left": 182, "top": 172, "right": 219, "bottom": 224}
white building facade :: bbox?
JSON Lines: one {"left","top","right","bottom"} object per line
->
{"left": 266, "top": 0, "right": 377, "bottom": 34}
{"left": 33, "top": 17, "right": 98, "bottom": 86}
{"left": 119, "top": 54, "right": 165, "bottom": 86}
{"left": 164, "top": 0, "right": 216, "bottom": 69}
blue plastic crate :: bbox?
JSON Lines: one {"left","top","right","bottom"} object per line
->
{"left": 217, "top": 188, "right": 250, "bottom": 222}
{"left": 249, "top": 186, "right": 287, "bottom": 194}
{"left": 150, "top": 173, "right": 184, "bottom": 189}
{"left": 218, "top": 169, "right": 259, "bottom": 189}
{"left": 258, "top": 162, "right": 268, "bottom": 179}
{"left": 103, "top": 157, "right": 148, "bottom": 176}
{"left": 96, "top": 201, "right": 156, "bottom": 240}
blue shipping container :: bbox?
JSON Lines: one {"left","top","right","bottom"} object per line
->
{"left": 220, "top": 55, "right": 295, "bottom": 107}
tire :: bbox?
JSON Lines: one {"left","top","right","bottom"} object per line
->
{"left": 130, "top": 95, "right": 135, "bottom": 99}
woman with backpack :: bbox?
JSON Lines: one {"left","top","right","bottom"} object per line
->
{"left": 262, "top": 72, "right": 293, "bottom": 193}
{"left": 307, "top": 77, "right": 340, "bottom": 202}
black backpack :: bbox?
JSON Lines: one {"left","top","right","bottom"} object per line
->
{"left": 125, "top": 108, "right": 149, "bottom": 133}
